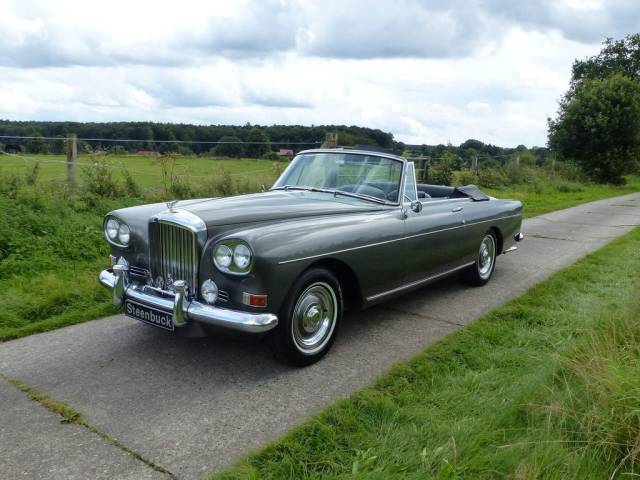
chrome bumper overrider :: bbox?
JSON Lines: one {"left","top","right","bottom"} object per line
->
{"left": 98, "top": 267, "right": 278, "bottom": 333}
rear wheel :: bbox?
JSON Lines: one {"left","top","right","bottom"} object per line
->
{"left": 462, "top": 232, "right": 497, "bottom": 286}
{"left": 270, "top": 268, "right": 342, "bottom": 366}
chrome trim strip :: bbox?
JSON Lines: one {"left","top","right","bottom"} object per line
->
{"left": 366, "top": 262, "right": 475, "bottom": 302}
{"left": 278, "top": 213, "right": 522, "bottom": 265}
{"left": 99, "top": 269, "right": 278, "bottom": 334}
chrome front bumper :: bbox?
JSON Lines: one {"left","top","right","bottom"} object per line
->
{"left": 98, "top": 267, "right": 278, "bottom": 334}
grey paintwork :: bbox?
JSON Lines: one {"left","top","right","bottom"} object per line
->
{"left": 104, "top": 149, "right": 523, "bottom": 327}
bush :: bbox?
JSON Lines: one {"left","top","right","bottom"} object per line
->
{"left": 168, "top": 176, "right": 193, "bottom": 198}
{"left": 176, "top": 145, "right": 193, "bottom": 156}
{"left": 428, "top": 162, "right": 453, "bottom": 186}
{"left": 262, "top": 151, "right": 280, "bottom": 161}
{"left": 555, "top": 180, "right": 585, "bottom": 193}
{"left": 121, "top": 169, "right": 141, "bottom": 198}
{"left": 199, "top": 169, "right": 235, "bottom": 197}
{"left": 504, "top": 163, "right": 537, "bottom": 184}
{"left": 25, "top": 162, "right": 40, "bottom": 186}
{"left": 214, "top": 136, "right": 244, "bottom": 158}
{"left": 477, "top": 167, "right": 509, "bottom": 189}
{"left": 111, "top": 145, "right": 127, "bottom": 155}
{"left": 82, "top": 160, "right": 119, "bottom": 197}
{"left": 454, "top": 170, "right": 478, "bottom": 186}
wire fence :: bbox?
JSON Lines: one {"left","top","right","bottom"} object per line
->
{"left": 0, "top": 134, "right": 321, "bottom": 145}
{"left": 0, "top": 134, "right": 526, "bottom": 190}
{"left": 0, "top": 143, "right": 285, "bottom": 193}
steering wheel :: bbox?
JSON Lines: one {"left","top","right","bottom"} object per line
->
{"left": 386, "top": 189, "right": 398, "bottom": 201}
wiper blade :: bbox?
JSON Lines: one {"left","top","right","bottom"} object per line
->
{"left": 272, "top": 185, "right": 333, "bottom": 193}
{"left": 271, "top": 185, "right": 311, "bottom": 191}
{"left": 332, "top": 190, "right": 391, "bottom": 205}
{"left": 272, "top": 185, "right": 392, "bottom": 205}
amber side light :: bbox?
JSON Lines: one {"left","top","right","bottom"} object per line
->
{"left": 243, "top": 293, "right": 268, "bottom": 308}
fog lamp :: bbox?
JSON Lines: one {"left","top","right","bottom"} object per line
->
{"left": 201, "top": 279, "right": 219, "bottom": 304}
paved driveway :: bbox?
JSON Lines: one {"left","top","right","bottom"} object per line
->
{"left": 2, "top": 193, "right": 640, "bottom": 479}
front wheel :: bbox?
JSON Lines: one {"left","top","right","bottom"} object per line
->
{"left": 461, "top": 232, "right": 497, "bottom": 286}
{"left": 269, "top": 268, "right": 342, "bottom": 366}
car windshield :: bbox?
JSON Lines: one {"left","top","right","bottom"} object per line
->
{"left": 272, "top": 152, "right": 404, "bottom": 203}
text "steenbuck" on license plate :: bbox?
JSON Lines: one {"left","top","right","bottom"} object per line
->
{"left": 125, "top": 300, "right": 174, "bottom": 331}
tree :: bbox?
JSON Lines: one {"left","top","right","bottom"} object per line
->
{"left": 548, "top": 73, "right": 640, "bottom": 184}
{"left": 571, "top": 34, "right": 640, "bottom": 88}
{"left": 213, "top": 136, "right": 244, "bottom": 158}
{"left": 244, "top": 128, "right": 270, "bottom": 158}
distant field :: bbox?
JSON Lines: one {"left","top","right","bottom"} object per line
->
{"left": 0, "top": 153, "right": 285, "bottom": 191}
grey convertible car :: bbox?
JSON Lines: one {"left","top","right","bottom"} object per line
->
{"left": 99, "top": 148, "right": 523, "bottom": 365}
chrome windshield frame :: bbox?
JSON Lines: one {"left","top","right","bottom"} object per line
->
{"left": 271, "top": 149, "right": 407, "bottom": 207}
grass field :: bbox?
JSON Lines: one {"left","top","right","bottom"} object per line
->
{"left": 0, "top": 153, "right": 285, "bottom": 192}
{"left": 211, "top": 227, "right": 640, "bottom": 480}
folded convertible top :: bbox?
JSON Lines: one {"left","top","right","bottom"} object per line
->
{"left": 451, "top": 184, "right": 490, "bottom": 201}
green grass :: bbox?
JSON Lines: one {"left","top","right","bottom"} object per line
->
{"left": 485, "top": 176, "right": 640, "bottom": 217}
{"left": 0, "top": 190, "right": 124, "bottom": 341}
{"left": 210, "top": 228, "right": 640, "bottom": 479}
{"left": 0, "top": 153, "right": 284, "bottom": 190}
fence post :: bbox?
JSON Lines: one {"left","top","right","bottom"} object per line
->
{"left": 422, "top": 157, "right": 430, "bottom": 183}
{"left": 66, "top": 133, "right": 77, "bottom": 184}
{"left": 515, "top": 155, "right": 520, "bottom": 167}
{"left": 471, "top": 155, "right": 478, "bottom": 172}
{"left": 321, "top": 132, "right": 338, "bottom": 148}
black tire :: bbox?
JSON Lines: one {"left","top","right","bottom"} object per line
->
{"left": 269, "top": 268, "right": 343, "bottom": 367}
{"left": 461, "top": 231, "right": 497, "bottom": 286}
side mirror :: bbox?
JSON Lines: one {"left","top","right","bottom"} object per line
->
{"left": 411, "top": 200, "right": 423, "bottom": 213}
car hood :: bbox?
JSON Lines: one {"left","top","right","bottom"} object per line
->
{"left": 174, "top": 190, "right": 385, "bottom": 227}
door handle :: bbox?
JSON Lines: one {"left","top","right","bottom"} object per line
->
{"left": 451, "top": 206, "right": 464, "bottom": 212}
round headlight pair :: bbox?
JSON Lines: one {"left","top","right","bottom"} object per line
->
{"left": 213, "top": 241, "right": 253, "bottom": 274}
{"left": 104, "top": 217, "right": 131, "bottom": 246}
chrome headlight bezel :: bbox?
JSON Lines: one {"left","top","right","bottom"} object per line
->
{"left": 213, "top": 239, "right": 254, "bottom": 275}
{"left": 103, "top": 216, "right": 131, "bottom": 248}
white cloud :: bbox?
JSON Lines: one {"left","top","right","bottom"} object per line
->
{"left": 0, "top": 0, "right": 638, "bottom": 146}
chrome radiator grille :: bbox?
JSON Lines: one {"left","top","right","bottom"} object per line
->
{"left": 149, "top": 221, "right": 199, "bottom": 293}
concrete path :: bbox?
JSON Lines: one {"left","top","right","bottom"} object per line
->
{"left": 1, "top": 193, "right": 639, "bottom": 479}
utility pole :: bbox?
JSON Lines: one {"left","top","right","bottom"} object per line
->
{"left": 66, "top": 133, "right": 77, "bottom": 185}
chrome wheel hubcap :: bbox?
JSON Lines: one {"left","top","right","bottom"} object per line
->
{"left": 292, "top": 282, "right": 337, "bottom": 355}
{"left": 478, "top": 235, "right": 495, "bottom": 279}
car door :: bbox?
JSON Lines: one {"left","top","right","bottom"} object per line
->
{"left": 402, "top": 163, "right": 469, "bottom": 285}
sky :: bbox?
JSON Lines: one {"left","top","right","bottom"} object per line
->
{"left": 0, "top": 0, "right": 639, "bottom": 147}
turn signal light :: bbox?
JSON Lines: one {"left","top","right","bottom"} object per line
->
{"left": 243, "top": 293, "right": 268, "bottom": 308}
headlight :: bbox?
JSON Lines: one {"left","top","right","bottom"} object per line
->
{"left": 118, "top": 224, "right": 131, "bottom": 245}
{"left": 104, "top": 216, "right": 131, "bottom": 247}
{"left": 214, "top": 244, "right": 233, "bottom": 269}
{"left": 233, "top": 244, "right": 251, "bottom": 269}
{"left": 106, "top": 219, "right": 119, "bottom": 239}
{"left": 213, "top": 240, "right": 253, "bottom": 274}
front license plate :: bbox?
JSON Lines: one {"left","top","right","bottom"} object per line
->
{"left": 124, "top": 300, "right": 174, "bottom": 331}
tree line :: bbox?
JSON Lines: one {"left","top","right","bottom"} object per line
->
{"left": 0, "top": 121, "right": 395, "bottom": 158}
